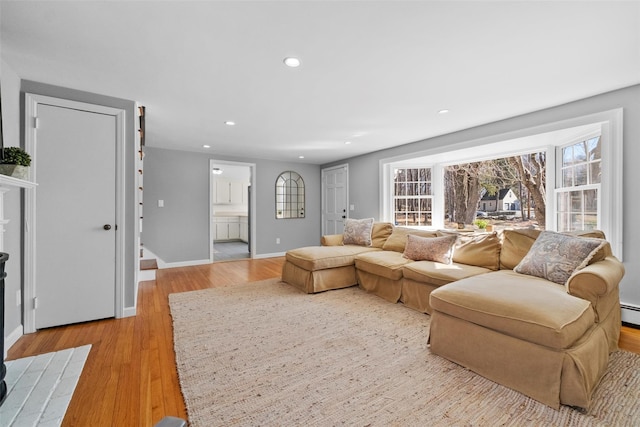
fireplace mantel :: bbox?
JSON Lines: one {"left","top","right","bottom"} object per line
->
{"left": 0, "top": 174, "right": 37, "bottom": 190}
{"left": 0, "top": 174, "right": 37, "bottom": 252}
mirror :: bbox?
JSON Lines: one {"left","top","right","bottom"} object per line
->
{"left": 276, "top": 171, "right": 305, "bottom": 219}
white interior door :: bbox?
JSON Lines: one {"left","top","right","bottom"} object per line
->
{"left": 35, "top": 103, "right": 117, "bottom": 329}
{"left": 322, "top": 164, "right": 348, "bottom": 235}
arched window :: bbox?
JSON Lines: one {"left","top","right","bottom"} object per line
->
{"left": 276, "top": 171, "right": 305, "bottom": 219}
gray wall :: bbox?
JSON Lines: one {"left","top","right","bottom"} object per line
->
{"left": 1, "top": 59, "right": 25, "bottom": 341}
{"left": 142, "top": 147, "right": 321, "bottom": 263}
{"left": 323, "top": 84, "right": 640, "bottom": 312}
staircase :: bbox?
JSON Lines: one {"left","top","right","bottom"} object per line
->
{"left": 139, "top": 255, "right": 158, "bottom": 282}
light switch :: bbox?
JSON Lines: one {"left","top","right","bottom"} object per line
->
{"left": 158, "top": 200, "right": 164, "bottom": 208}
{"left": 350, "top": 204, "right": 355, "bottom": 211}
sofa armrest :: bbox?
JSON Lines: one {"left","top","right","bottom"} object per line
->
{"left": 321, "top": 234, "right": 344, "bottom": 246}
{"left": 566, "top": 256, "right": 625, "bottom": 309}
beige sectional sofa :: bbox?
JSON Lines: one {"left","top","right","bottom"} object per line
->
{"left": 281, "top": 222, "right": 625, "bottom": 411}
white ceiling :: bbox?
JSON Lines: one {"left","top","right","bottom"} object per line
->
{"left": 1, "top": 1, "right": 639, "bottom": 165}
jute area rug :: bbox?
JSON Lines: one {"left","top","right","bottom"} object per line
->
{"left": 169, "top": 279, "right": 640, "bottom": 426}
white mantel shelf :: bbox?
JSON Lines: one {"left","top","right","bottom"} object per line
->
{"left": 0, "top": 174, "right": 38, "bottom": 189}
{"left": 0, "top": 175, "right": 37, "bottom": 253}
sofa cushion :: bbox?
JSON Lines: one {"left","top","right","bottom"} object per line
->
{"left": 499, "top": 228, "right": 541, "bottom": 270}
{"left": 514, "top": 231, "right": 606, "bottom": 285}
{"left": 382, "top": 227, "right": 438, "bottom": 253}
{"left": 403, "top": 261, "right": 491, "bottom": 287}
{"left": 355, "top": 251, "right": 413, "bottom": 280}
{"left": 286, "top": 245, "right": 380, "bottom": 271}
{"left": 429, "top": 270, "right": 595, "bottom": 350}
{"left": 343, "top": 217, "right": 374, "bottom": 246}
{"left": 403, "top": 234, "right": 457, "bottom": 264}
{"left": 371, "top": 222, "right": 394, "bottom": 248}
{"left": 447, "top": 231, "right": 501, "bottom": 270}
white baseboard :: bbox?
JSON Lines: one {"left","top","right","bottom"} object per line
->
{"left": 621, "top": 303, "right": 640, "bottom": 326}
{"left": 141, "top": 248, "right": 211, "bottom": 269}
{"left": 138, "top": 269, "right": 156, "bottom": 281}
{"left": 4, "top": 324, "right": 24, "bottom": 359}
{"left": 122, "top": 306, "right": 137, "bottom": 318}
{"left": 253, "top": 252, "right": 286, "bottom": 259}
{"left": 161, "top": 259, "right": 211, "bottom": 268}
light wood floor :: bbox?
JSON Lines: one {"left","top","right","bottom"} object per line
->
{"left": 6, "top": 257, "right": 640, "bottom": 426}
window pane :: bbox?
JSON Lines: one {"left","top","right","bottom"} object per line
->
{"left": 563, "top": 167, "right": 573, "bottom": 187}
{"left": 584, "top": 189, "right": 598, "bottom": 212}
{"left": 575, "top": 164, "right": 588, "bottom": 186}
{"left": 587, "top": 137, "right": 601, "bottom": 161}
{"left": 562, "top": 146, "right": 574, "bottom": 167}
{"left": 570, "top": 191, "right": 582, "bottom": 210}
{"left": 557, "top": 192, "right": 569, "bottom": 212}
{"left": 590, "top": 161, "right": 601, "bottom": 184}
{"left": 574, "top": 142, "right": 587, "bottom": 162}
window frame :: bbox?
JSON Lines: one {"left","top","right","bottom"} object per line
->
{"left": 391, "top": 166, "right": 435, "bottom": 227}
{"left": 554, "top": 131, "right": 603, "bottom": 233}
{"left": 379, "top": 109, "right": 623, "bottom": 259}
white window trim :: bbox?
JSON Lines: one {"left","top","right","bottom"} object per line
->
{"left": 379, "top": 108, "right": 623, "bottom": 260}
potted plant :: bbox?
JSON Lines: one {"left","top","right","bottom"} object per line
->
{"left": 0, "top": 147, "right": 31, "bottom": 180}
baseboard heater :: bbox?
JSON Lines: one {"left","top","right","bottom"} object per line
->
{"left": 621, "top": 303, "right": 640, "bottom": 327}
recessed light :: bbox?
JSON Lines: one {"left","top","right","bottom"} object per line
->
{"left": 283, "top": 57, "right": 301, "bottom": 67}
{"left": 344, "top": 141, "right": 352, "bottom": 145}
{"left": 225, "top": 121, "right": 236, "bottom": 126}
{"left": 298, "top": 155, "right": 305, "bottom": 159}
{"left": 438, "top": 109, "right": 450, "bottom": 114}
{"left": 203, "top": 145, "right": 211, "bottom": 148}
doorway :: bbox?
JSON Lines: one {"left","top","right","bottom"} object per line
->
{"left": 24, "top": 94, "right": 125, "bottom": 331}
{"left": 210, "top": 160, "right": 256, "bottom": 262}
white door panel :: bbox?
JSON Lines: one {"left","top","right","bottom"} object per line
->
{"left": 322, "top": 165, "right": 348, "bottom": 235}
{"left": 35, "top": 104, "right": 116, "bottom": 329}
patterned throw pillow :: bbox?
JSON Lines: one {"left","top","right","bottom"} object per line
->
{"left": 402, "top": 234, "right": 457, "bottom": 264}
{"left": 343, "top": 218, "right": 374, "bottom": 246}
{"left": 514, "top": 230, "right": 606, "bottom": 285}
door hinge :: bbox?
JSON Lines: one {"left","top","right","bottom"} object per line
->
{"left": 33, "top": 297, "right": 39, "bottom": 309}
{"left": 33, "top": 117, "right": 40, "bottom": 129}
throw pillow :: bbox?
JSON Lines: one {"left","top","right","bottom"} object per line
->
{"left": 343, "top": 218, "right": 374, "bottom": 246}
{"left": 382, "top": 228, "right": 439, "bottom": 253}
{"left": 514, "top": 230, "right": 606, "bottom": 285}
{"left": 403, "top": 234, "right": 457, "bottom": 264}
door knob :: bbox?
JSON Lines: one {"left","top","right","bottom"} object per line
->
{"left": 103, "top": 224, "right": 112, "bottom": 230}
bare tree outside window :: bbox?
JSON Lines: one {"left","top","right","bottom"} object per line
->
{"left": 444, "top": 151, "right": 547, "bottom": 231}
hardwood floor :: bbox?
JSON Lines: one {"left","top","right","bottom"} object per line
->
{"left": 7, "top": 257, "right": 285, "bottom": 427}
{"left": 6, "top": 257, "right": 640, "bottom": 426}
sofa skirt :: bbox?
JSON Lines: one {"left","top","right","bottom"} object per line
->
{"left": 356, "top": 269, "right": 402, "bottom": 303}
{"left": 400, "top": 278, "right": 439, "bottom": 314}
{"left": 429, "top": 310, "right": 613, "bottom": 410}
{"left": 281, "top": 261, "right": 357, "bottom": 294}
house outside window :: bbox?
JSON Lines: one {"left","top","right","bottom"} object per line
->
{"left": 555, "top": 136, "right": 601, "bottom": 231}
{"left": 393, "top": 167, "right": 433, "bottom": 226}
